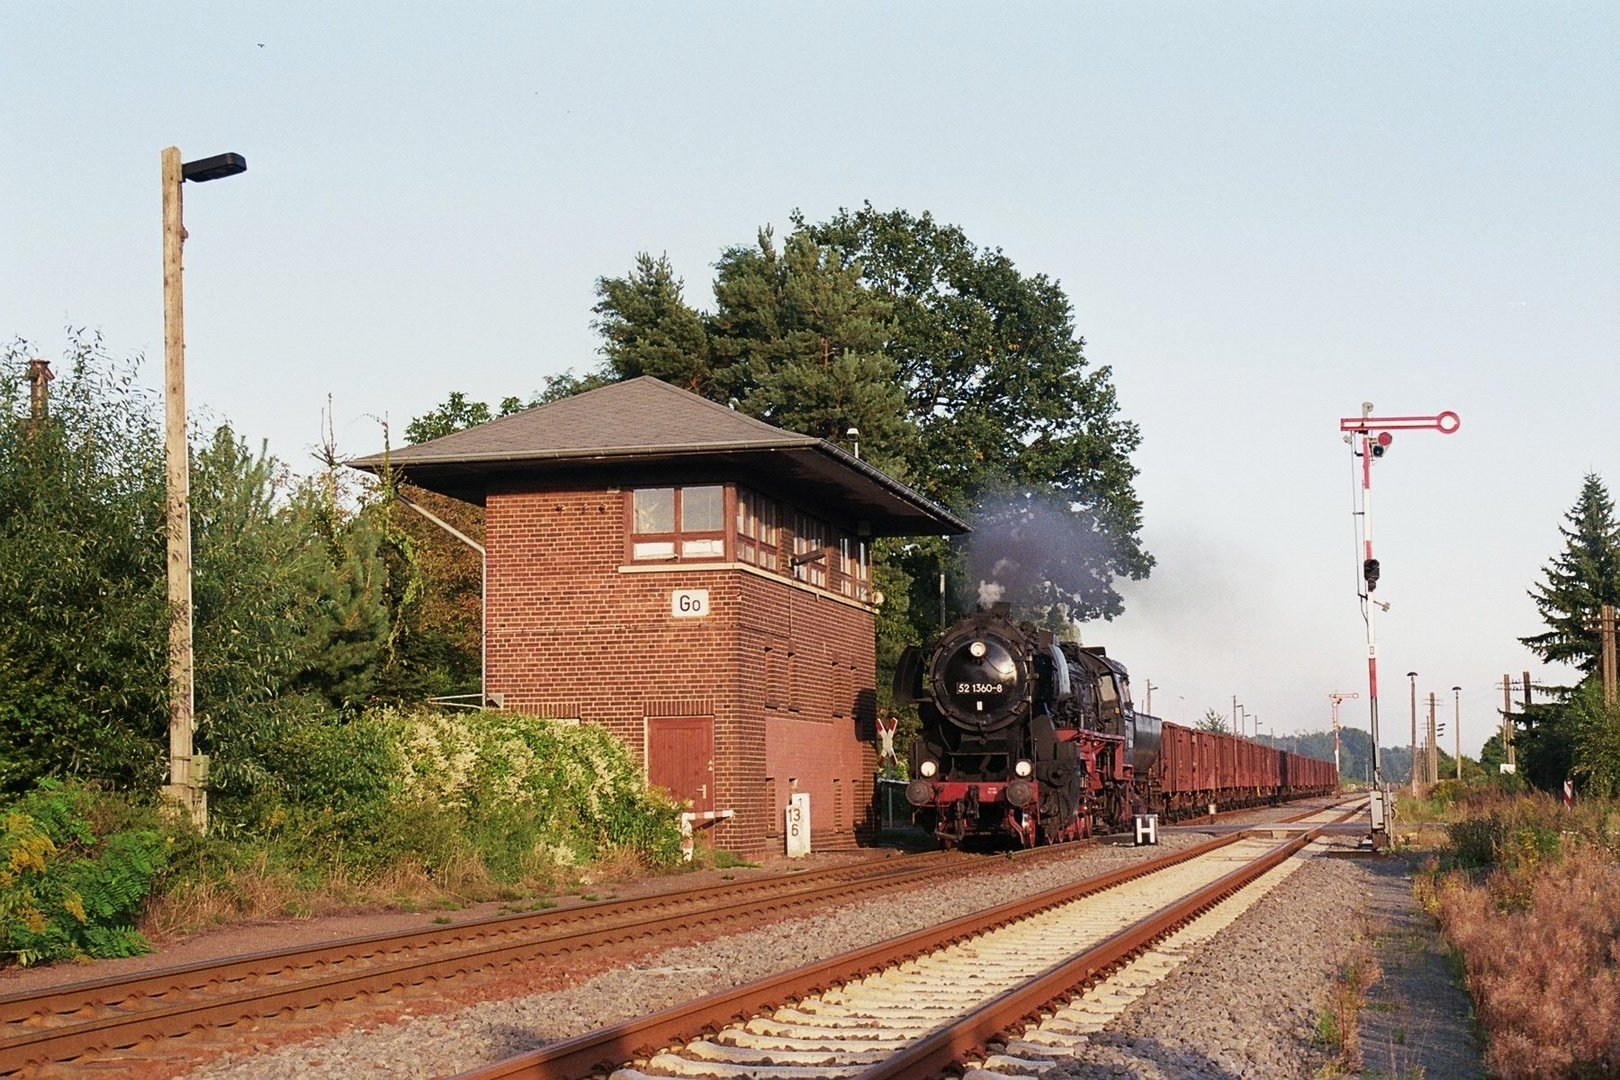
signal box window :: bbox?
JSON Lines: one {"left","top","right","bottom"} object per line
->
{"left": 835, "top": 536, "right": 871, "bottom": 601}
{"left": 630, "top": 485, "right": 726, "bottom": 561}
{"left": 790, "top": 513, "right": 827, "bottom": 588}
{"left": 736, "top": 488, "right": 780, "bottom": 571}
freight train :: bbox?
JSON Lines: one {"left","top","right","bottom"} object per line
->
{"left": 895, "top": 604, "right": 1337, "bottom": 847}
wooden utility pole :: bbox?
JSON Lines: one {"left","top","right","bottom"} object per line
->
{"left": 157, "top": 146, "right": 245, "bottom": 829}
{"left": 160, "top": 147, "right": 203, "bottom": 828}
{"left": 1408, "top": 672, "right": 1419, "bottom": 794}
{"left": 1452, "top": 685, "right": 1462, "bottom": 781}
{"left": 1502, "top": 673, "right": 1516, "bottom": 771}
{"left": 1426, "top": 692, "right": 1438, "bottom": 789}
{"left": 1601, "top": 604, "right": 1616, "bottom": 707}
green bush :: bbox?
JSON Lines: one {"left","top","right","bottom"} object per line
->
{"left": 381, "top": 707, "right": 684, "bottom": 872}
{"left": 0, "top": 782, "right": 167, "bottom": 966}
{"left": 208, "top": 703, "right": 683, "bottom": 882}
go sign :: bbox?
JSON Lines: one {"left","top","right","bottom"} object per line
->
{"left": 671, "top": 589, "right": 710, "bottom": 618}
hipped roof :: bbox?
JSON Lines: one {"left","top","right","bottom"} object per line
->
{"left": 348, "top": 376, "right": 968, "bottom": 537}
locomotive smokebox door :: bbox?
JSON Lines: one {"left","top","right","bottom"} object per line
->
{"left": 1133, "top": 813, "right": 1159, "bottom": 846}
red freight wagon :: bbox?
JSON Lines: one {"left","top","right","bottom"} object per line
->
{"left": 1148, "top": 720, "right": 1336, "bottom": 817}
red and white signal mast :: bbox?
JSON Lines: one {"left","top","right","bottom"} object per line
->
{"left": 1339, "top": 404, "right": 1460, "bottom": 845}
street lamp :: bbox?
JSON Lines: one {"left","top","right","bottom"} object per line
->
{"left": 162, "top": 146, "right": 247, "bottom": 829}
{"left": 1406, "top": 671, "right": 1419, "bottom": 795}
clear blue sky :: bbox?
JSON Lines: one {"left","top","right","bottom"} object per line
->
{"left": 5, "top": 4, "right": 1616, "bottom": 757}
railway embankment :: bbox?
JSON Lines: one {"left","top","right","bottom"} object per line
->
{"left": 1397, "top": 788, "right": 1619, "bottom": 1080}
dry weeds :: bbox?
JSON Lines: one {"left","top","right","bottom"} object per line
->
{"left": 1435, "top": 848, "right": 1619, "bottom": 1079}
{"left": 1314, "top": 933, "right": 1380, "bottom": 1073}
{"left": 139, "top": 848, "right": 617, "bottom": 939}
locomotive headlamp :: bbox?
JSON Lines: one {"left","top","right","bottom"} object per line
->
{"left": 1005, "top": 779, "right": 1035, "bottom": 808}
{"left": 1014, "top": 759, "right": 1033, "bottom": 778}
{"left": 919, "top": 759, "right": 938, "bottom": 777}
{"left": 969, "top": 640, "right": 987, "bottom": 658}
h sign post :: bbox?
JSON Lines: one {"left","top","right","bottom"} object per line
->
{"left": 1134, "top": 813, "right": 1159, "bottom": 846}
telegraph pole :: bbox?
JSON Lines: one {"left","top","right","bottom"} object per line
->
{"left": 1602, "top": 604, "right": 1617, "bottom": 707}
{"left": 1338, "top": 406, "right": 1459, "bottom": 840}
{"left": 1407, "top": 671, "right": 1419, "bottom": 794}
{"left": 1452, "top": 685, "right": 1462, "bottom": 781}
{"left": 1501, "top": 674, "right": 1516, "bottom": 772}
{"left": 1426, "top": 691, "right": 1438, "bottom": 789}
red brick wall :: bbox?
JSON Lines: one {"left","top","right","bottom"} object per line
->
{"left": 485, "top": 485, "right": 877, "bottom": 856}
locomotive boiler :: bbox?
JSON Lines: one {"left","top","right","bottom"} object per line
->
{"left": 895, "top": 605, "right": 1336, "bottom": 848}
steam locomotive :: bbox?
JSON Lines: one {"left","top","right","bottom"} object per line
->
{"left": 895, "top": 604, "right": 1336, "bottom": 847}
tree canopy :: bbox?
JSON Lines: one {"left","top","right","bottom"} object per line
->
{"left": 586, "top": 206, "right": 1153, "bottom": 638}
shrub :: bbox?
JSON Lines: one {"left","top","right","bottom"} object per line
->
{"left": 382, "top": 707, "right": 683, "bottom": 872}
{"left": 0, "top": 781, "right": 167, "bottom": 966}
{"left": 209, "top": 703, "right": 683, "bottom": 883}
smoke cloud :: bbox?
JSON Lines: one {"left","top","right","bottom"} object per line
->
{"left": 962, "top": 489, "right": 1135, "bottom": 622}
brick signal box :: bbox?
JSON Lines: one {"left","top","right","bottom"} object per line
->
{"left": 354, "top": 378, "right": 965, "bottom": 855}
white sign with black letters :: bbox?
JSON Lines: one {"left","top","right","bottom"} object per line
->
{"left": 785, "top": 793, "right": 811, "bottom": 857}
{"left": 671, "top": 589, "right": 710, "bottom": 618}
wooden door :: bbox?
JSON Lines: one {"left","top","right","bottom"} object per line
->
{"left": 647, "top": 715, "right": 714, "bottom": 815}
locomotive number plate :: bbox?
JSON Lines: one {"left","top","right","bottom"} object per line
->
{"left": 957, "top": 682, "right": 1005, "bottom": 694}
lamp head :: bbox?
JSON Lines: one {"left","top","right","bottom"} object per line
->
{"left": 182, "top": 153, "right": 247, "bottom": 183}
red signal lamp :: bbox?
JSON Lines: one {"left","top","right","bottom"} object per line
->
{"left": 1371, "top": 431, "right": 1393, "bottom": 458}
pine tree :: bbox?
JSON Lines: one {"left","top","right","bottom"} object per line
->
{"left": 592, "top": 253, "right": 713, "bottom": 395}
{"left": 1520, "top": 473, "right": 1620, "bottom": 674}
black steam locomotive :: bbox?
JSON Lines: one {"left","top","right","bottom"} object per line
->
{"left": 895, "top": 604, "right": 1161, "bottom": 846}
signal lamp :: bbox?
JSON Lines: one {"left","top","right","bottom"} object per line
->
{"left": 1363, "top": 558, "right": 1381, "bottom": 591}
{"left": 1371, "top": 431, "right": 1393, "bottom": 458}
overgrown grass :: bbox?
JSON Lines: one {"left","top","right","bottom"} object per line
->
{"left": 1413, "top": 790, "right": 1620, "bottom": 1079}
{"left": 2, "top": 707, "right": 687, "bottom": 964}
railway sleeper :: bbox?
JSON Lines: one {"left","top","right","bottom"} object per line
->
{"left": 720, "top": 1031, "right": 912, "bottom": 1054}
{"left": 634, "top": 1054, "right": 863, "bottom": 1078}
{"left": 684, "top": 1039, "right": 891, "bottom": 1066}
{"left": 741, "top": 1018, "right": 929, "bottom": 1041}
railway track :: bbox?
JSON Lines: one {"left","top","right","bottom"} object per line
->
{"left": 0, "top": 833, "right": 1110, "bottom": 1077}
{"left": 444, "top": 801, "right": 1361, "bottom": 1080}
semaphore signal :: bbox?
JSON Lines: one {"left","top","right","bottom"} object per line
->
{"left": 1339, "top": 403, "right": 1460, "bottom": 846}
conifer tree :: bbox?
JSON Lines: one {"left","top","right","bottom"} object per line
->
{"left": 1520, "top": 473, "right": 1620, "bottom": 674}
